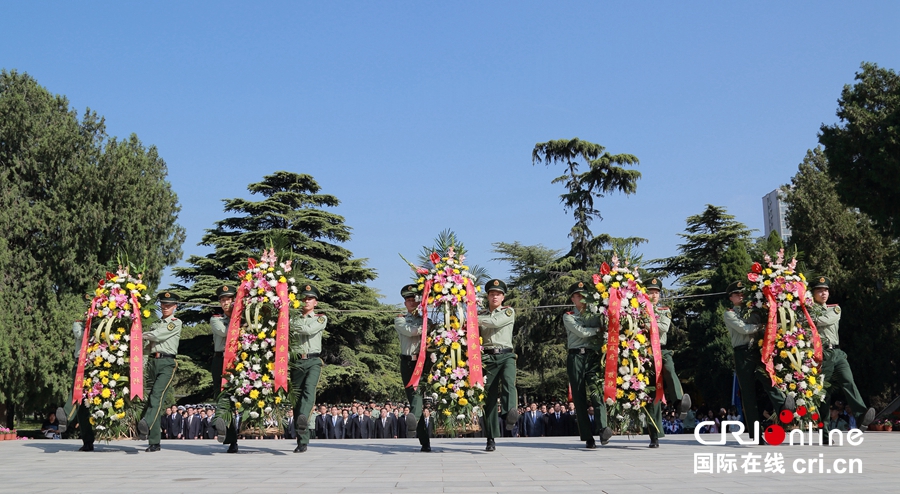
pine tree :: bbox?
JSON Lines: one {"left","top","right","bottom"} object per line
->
{"left": 173, "top": 172, "right": 400, "bottom": 402}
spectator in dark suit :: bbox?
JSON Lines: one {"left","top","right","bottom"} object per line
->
{"left": 523, "top": 403, "right": 544, "bottom": 437}
{"left": 314, "top": 405, "right": 328, "bottom": 440}
{"left": 422, "top": 408, "right": 435, "bottom": 438}
{"left": 397, "top": 406, "right": 411, "bottom": 439}
{"left": 587, "top": 406, "right": 600, "bottom": 436}
{"left": 565, "top": 401, "right": 579, "bottom": 436}
{"left": 283, "top": 409, "right": 297, "bottom": 440}
{"left": 342, "top": 410, "right": 353, "bottom": 439}
{"left": 540, "top": 404, "right": 550, "bottom": 434}
{"left": 375, "top": 407, "right": 397, "bottom": 438}
{"left": 352, "top": 411, "right": 373, "bottom": 439}
{"left": 547, "top": 404, "right": 567, "bottom": 436}
{"left": 326, "top": 407, "right": 345, "bottom": 439}
{"left": 161, "top": 406, "right": 170, "bottom": 438}
{"left": 168, "top": 407, "right": 184, "bottom": 439}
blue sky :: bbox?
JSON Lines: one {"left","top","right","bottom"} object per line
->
{"left": 5, "top": 1, "right": 899, "bottom": 301}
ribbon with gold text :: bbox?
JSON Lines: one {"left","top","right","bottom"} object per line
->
{"left": 464, "top": 278, "right": 484, "bottom": 387}
{"left": 274, "top": 281, "right": 290, "bottom": 392}
{"left": 639, "top": 292, "right": 664, "bottom": 404}
{"left": 128, "top": 292, "right": 144, "bottom": 400}
{"left": 72, "top": 298, "right": 99, "bottom": 405}
{"left": 796, "top": 283, "right": 824, "bottom": 363}
{"left": 406, "top": 279, "right": 432, "bottom": 388}
{"left": 222, "top": 281, "right": 252, "bottom": 390}
{"left": 761, "top": 285, "right": 779, "bottom": 385}
{"left": 602, "top": 288, "right": 622, "bottom": 404}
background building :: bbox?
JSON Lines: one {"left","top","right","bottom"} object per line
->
{"left": 762, "top": 189, "right": 791, "bottom": 241}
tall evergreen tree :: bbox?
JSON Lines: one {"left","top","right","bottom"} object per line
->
{"left": 0, "top": 70, "right": 184, "bottom": 425}
{"left": 173, "top": 172, "right": 400, "bottom": 402}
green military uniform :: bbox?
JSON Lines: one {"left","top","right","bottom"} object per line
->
{"left": 58, "top": 318, "right": 95, "bottom": 451}
{"left": 809, "top": 277, "right": 874, "bottom": 431}
{"left": 210, "top": 284, "right": 237, "bottom": 451}
{"left": 289, "top": 284, "right": 326, "bottom": 453}
{"left": 395, "top": 284, "right": 432, "bottom": 451}
{"left": 644, "top": 278, "right": 689, "bottom": 448}
{"left": 138, "top": 292, "right": 183, "bottom": 451}
{"left": 724, "top": 282, "right": 793, "bottom": 435}
{"left": 478, "top": 279, "right": 519, "bottom": 451}
{"left": 564, "top": 282, "right": 612, "bottom": 448}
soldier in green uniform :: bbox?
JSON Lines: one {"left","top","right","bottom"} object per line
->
{"left": 56, "top": 300, "right": 95, "bottom": 451}
{"left": 809, "top": 277, "right": 875, "bottom": 432}
{"left": 644, "top": 278, "right": 690, "bottom": 448}
{"left": 210, "top": 284, "right": 239, "bottom": 453}
{"left": 724, "top": 282, "right": 795, "bottom": 442}
{"left": 289, "top": 284, "right": 326, "bottom": 453}
{"left": 563, "top": 282, "right": 613, "bottom": 449}
{"left": 478, "top": 279, "right": 519, "bottom": 452}
{"left": 395, "top": 284, "right": 432, "bottom": 452}
{"left": 137, "top": 291, "right": 183, "bottom": 452}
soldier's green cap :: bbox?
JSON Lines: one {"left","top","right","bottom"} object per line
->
{"left": 568, "top": 281, "right": 589, "bottom": 297}
{"left": 157, "top": 291, "right": 181, "bottom": 303}
{"left": 484, "top": 279, "right": 507, "bottom": 294}
{"left": 645, "top": 278, "right": 662, "bottom": 291}
{"left": 216, "top": 284, "right": 236, "bottom": 299}
{"left": 811, "top": 276, "right": 830, "bottom": 290}
{"left": 400, "top": 284, "right": 418, "bottom": 298}
{"left": 299, "top": 284, "right": 321, "bottom": 299}
{"left": 725, "top": 281, "right": 744, "bottom": 296}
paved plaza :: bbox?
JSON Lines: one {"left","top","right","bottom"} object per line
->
{"left": 1, "top": 433, "right": 897, "bottom": 493}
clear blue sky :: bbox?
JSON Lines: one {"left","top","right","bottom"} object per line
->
{"left": 5, "top": 1, "right": 899, "bottom": 301}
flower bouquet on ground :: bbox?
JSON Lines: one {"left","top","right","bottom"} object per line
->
{"left": 745, "top": 249, "right": 825, "bottom": 429}
{"left": 587, "top": 255, "right": 663, "bottom": 434}
{"left": 217, "top": 249, "right": 295, "bottom": 434}
{"left": 401, "top": 238, "right": 485, "bottom": 436}
{"left": 74, "top": 267, "right": 151, "bottom": 440}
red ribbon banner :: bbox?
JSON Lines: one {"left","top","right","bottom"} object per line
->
{"left": 796, "top": 283, "right": 824, "bottom": 364}
{"left": 406, "top": 279, "right": 432, "bottom": 388}
{"left": 464, "top": 278, "right": 484, "bottom": 387}
{"left": 222, "top": 280, "right": 252, "bottom": 390}
{"left": 602, "top": 288, "right": 622, "bottom": 404}
{"left": 274, "top": 282, "right": 290, "bottom": 392}
{"left": 72, "top": 298, "right": 99, "bottom": 405}
{"left": 760, "top": 286, "right": 779, "bottom": 386}
{"left": 129, "top": 293, "right": 144, "bottom": 400}
{"left": 639, "top": 292, "right": 664, "bottom": 404}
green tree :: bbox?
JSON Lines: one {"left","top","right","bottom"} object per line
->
{"left": 819, "top": 62, "right": 900, "bottom": 238}
{"left": 173, "top": 172, "right": 400, "bottom": 402}
{"left": 0, "top": 70, "right": 184, "bottom": 425}
{"left": 532, "top": 138, "right": 641, "bottom": 268}
{"left": 783, "top": 148, "right": 899, "bottom": 405}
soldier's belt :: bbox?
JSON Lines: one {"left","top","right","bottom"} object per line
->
{"left": 400, "top": 354, "right": 418, "bottom": 361}
{"left": 298, "top": 353, "right": 321, "bottom": 360}
{"left": 151, "top": 352, "right": 177, "bottom": 359}
{"left": 568, "top": 348, "right": 597, "bottom": 355}
{"left": 482, "top": 347, "right": 513, "bottom": 355}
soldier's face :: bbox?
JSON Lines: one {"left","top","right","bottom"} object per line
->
{"left": 570, "top": 293, "right": 585, "bottom": 308}
{"left": 160, "top": 302, "right": 177, "bottom": 318}
{"left": 647, "top": 289, "right": 660, "bottom": 305}
{"left": 219, "top": 296, "right": 234, "bottom": 315}
{"left": 403, "top": 296, "right": 418, "bottom": 313}
{"left": 487, "top": 290, "right": 505, "bottom": 310}
{"left": 729, "top": 292, "right": 743, "bottom": 306}
{"left": 302, "top": 296, "right": 317, "bottom": 313}
{"left": 813, "top": 288, "right": 829, "bottom": 304}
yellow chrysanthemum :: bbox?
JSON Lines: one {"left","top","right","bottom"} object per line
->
{"left": 101, "top": 388, "right": 111, "bottom": 399}
{"left": 616, "top": 389, "right": 625, "bottom": 398}
{"left": 438, "top": 386, "right": 447, "bottom": 394}
{"left": 458, "top": 398, "right": 468, "bottom": 406}
{"left": 249, "top": 389, "right": 260, "bottom": 399}
{"left": 115, "top": 398, "right": 124, "bottom": 409}
{"left": 258, "top": 400, "right": 266, "bottom": 408}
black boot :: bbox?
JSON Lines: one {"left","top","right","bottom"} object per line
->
{"left": 215, "top": 418, "right": 227, "bottom": 443}
{"left": 78, "top": 443, "right": 94, "bottom": 452}
{"left": 586, "top": 438, "right": 596, "bottom": 449}
{"left": 485, "top": 438, "right": 496, "bottom": 452}
{"left": 293, "top": 444, "right": 308, "bottom": 453}
{"left": 648, "top": 438, "right": 659, "bottom": 448}
{"left": 145, "top": 444, "right": 160, "bottom": 452}
{"left": 227, "top": 441, "right": 239, "bottom": 453}
{"left": 599, "top": 427, "right": 613, "bottom": 445}
{"left": 406, "top": 413, "right": 418, "bottom": 438}
{"left": 678, "top": 394, "right": 691, "bottom": 420}
{"left": 137, "top": 419, "right": 150, "bottom": 441}
{"left": 505, "top": 409, "right": 520, "bottom": 431}
{"left": 56, "top": 407, "right": 68, "bottom": 434}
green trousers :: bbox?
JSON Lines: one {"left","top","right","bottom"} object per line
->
{"left": 290, "top": 357, "right": 323, "bottom": 446}
{"left": 733, "top": 346, "right": 786, "bottom": 429}
{"left": 63, "top": 364, "right": 94, "bottom": 445}
{"left": 822, "top": 348, "right": 867, "bottom": 429}
{"left": 483, "top": 352, "right": 518, "bottom": 439}
{"left": 568, "top": 350, "right": 608, "bottom": 442}
{"left": 211, "top": 351, "right": 224, "bottom": 395}
{"left": 141, "top": 357, "right": 177, "bottom": 445}
{"left": 648, "top": 349, "right": 682, "bottom": 441}
{"left": 214, "top": 391, "right": 239, "bottom": 444}
{"left": 400, "top": 357, "right": 432, "bottom": 447}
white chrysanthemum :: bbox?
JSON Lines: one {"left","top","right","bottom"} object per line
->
{"left": 122, "top": 387, "right": 129, "bottom": 395}
{"left": 243, "top": 397, "right": 252, "bottom": 404}
{"left": 774, "top": 363, "right": 783, "bottom": 371}
{"left": 262, "top": 388, "right": 271, "bottom": 395}
{"left": 800, "top": 365, "right": 810, "bottom": 373}
{"left": 265, "top": 351, "right": 274, "bottom": 359}
{"left": 250, "top": 411, "right": 260, "bottom": 419}
{"left": 108, "top": 380, "right": 117, "bottom": 388}
{"left": 96, "top": 425, "right": 106, "bottom": 430}
{"left": 622, "top": 381, "right": 631, "bottom": 390}
{"left": 799, "top": 381, "right": 808, "bottom": 390}
{"left": 623, "top": 403, "right": 632, "bottom": 409}
{"left": 242, "top": 342, "right": 251, "bottom": 350}
{"left": 441, "top": 399, "right": 447, "bottom": 404}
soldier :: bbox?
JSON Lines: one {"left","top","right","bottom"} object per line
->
{"left": 210, "top": 284, "right": 241, "bottom": 453}
{"left": 394, "top": 284, "right": 432, "bottom": 452}
{"left": 137, "top": 291, "right": 183, "bottom": 452}
{"left": 56, "top": 298, "right": 95, "bottom": 451}
{"left": 809, "top": 277, "right": 875, "bottom": 432}
{"left": 289, "top": 284, "right": 327, "bottom": 453}
{"left": 478, "top": 279, "right": 519, "bottom": 452}
{"left": 563, "top": 282, "right": 613, "bottom": 449}
{"left": 644, "top": 278, "right": 691, "bottom": 448}
{"left": 724, "top": 281, "right": 795, "bottom": 442}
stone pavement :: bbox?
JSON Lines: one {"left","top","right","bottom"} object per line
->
{"left": 1, "top": 433, "right": 898, "bottom": 493}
